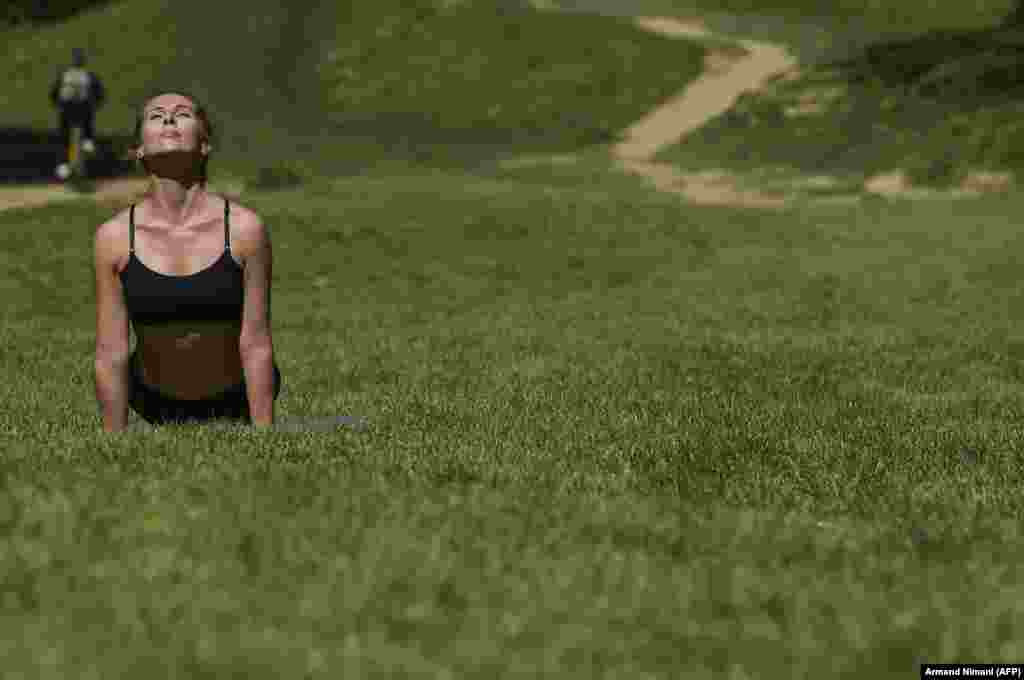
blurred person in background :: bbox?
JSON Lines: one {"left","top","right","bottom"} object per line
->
{"left": 50, "top": 47, "right": 106, "bottom": 180}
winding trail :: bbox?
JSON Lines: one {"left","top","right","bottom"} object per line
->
{"left": 611, "top": 16, "right": 797, "bottom": 208}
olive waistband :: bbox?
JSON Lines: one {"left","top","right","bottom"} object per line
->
{"left": 132, "top": 319, "right": 243, "bottom": 337}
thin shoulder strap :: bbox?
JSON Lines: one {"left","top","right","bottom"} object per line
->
{"left": 129, "top": 203, "right": 135, "bottom": 254}
{"left": 223, "top": 197, "right": 231, "bottom": 253}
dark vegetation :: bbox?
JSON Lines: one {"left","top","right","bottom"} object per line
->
{"left": 0, "top": 127, "right": 133, "bottom": 184}
{"left": 1, "top": 0, "right": 114, "bottom": 28}
{"left": 833, "top": 26, "right": 1024, "bottom": 100}
{"left": 823, "top": 25, "right": 1024, "bottom": 183}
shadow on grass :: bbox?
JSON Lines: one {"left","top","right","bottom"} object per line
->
{"left": 126, "top": 416, "right": 370, "bottom": 434}
{"left": 209, "top": 111, "right": 620, "bottom": 189}
{"left": 307, "top": 113, "right": 619, "bottom": 178}
{"left": 826, "top": 26, "right": 1024, "bottom": 101}
{"left": 0, "top": 0, "right": 117, "bottom": 29}
{"left": 0, "top": 126, "right": 137, "bottom": 184}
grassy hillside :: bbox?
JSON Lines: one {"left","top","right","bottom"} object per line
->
{"left": 316, "top": 2, "right": 708, "bottom": 158}
{"left": 654, "top": 23, "right": 1024, "bottom": 191}
{"left": 0, "top": 0, "right": 709, "bottom": 185}
{"left": 531, "top": 0, "right": 1024, "bottom": 192}
{"left": 0, "top": 0, "right": 345, "bottom": 177}
{"left": 553, "top": 0, "right": 1014, "bottom": 39}
{"left": 4, "top": 0, "right": 1020, "bottom": 191}
{"left": 547, "top": 0, "right": 1024, "bottom": 191}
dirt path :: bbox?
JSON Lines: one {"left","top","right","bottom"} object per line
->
{"left": 0, "top": 177, "right": 151, "bottom": 213}
{"left": 0, "top": 175, "right": 249, "bottom": 213}
{"left": 611, "top": 16, "right": 798, "bottom": 208}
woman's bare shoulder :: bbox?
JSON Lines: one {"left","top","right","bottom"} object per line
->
{"left": 219, "top": 195, "right": 268, "bottom": 254}
{"left": 220, "top": 195, "right": 262, "bottom": 226}
{"left": 93, "top": 206, "right": 134, "bottom": 270}
{"left": 94, "top": 206, "right": 131, "bottom": 247}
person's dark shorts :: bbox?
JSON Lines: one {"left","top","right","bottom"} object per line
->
{"left": 59, "top": 103, "right": 95, "bottom": 143}
{"left": 128, "top": 350, "right": 282, "bottom": 426}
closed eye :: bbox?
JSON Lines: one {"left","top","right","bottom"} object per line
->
{"left": 148, "top": 109, "right": 194, "bottom": 119}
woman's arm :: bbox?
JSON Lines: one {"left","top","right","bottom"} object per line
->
{"left": 237, "top": 211, "right": 275, "bottom": 427}
{"left": 93, "top": 218, "right": 132, "bottom": 432}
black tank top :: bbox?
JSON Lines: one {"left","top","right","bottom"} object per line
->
{"left": 119, "top": 197, "right": 244, "bottom": 328}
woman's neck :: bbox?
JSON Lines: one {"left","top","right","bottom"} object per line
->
{"left": 146, "top": 177, "right": 208, "bottom": 227}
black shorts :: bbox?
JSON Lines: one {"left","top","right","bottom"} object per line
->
{"left": 59, "top": 104, "right": 95, "bottom": 144}
{"left": 128, "top": 350, "right": 282, "bottom": 426}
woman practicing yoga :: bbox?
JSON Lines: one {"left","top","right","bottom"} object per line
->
{"left": 93, "top": 90, "right": 282, "bottom": 431}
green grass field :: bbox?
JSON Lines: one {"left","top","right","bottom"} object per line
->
{"left": 4, "top": 0, "right": 1024, "bottom": 677}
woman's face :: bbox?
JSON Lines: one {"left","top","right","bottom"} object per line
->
{"left": 138, "top": 93, "right": 209, "bottom": 160}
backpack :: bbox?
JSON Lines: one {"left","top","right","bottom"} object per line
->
{"left": 57, "top": 67, "right": 93, "bottom": 104}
